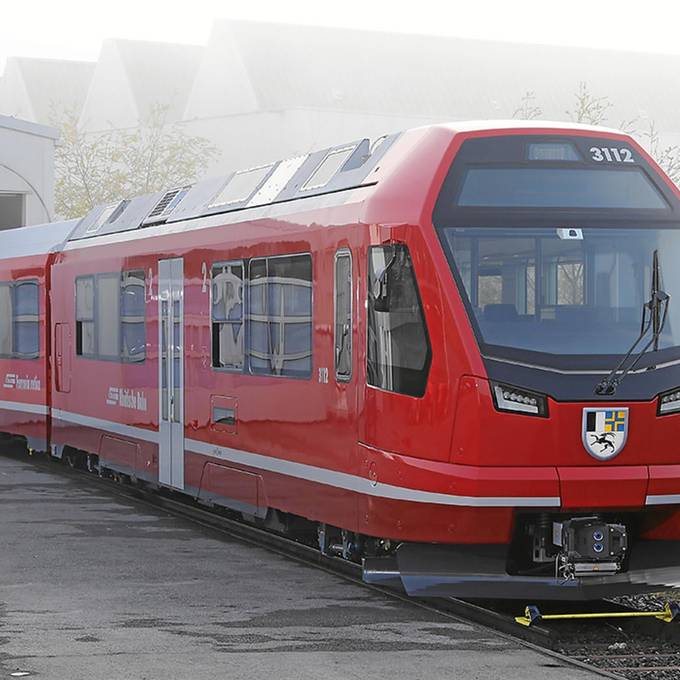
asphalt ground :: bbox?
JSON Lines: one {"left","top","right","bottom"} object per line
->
{"left": 0, "top": 451, "right": 604, "bottom": 680}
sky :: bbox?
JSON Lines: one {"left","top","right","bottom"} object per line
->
{"left": 2, "top": 0, "right": 680, "bottom": 70}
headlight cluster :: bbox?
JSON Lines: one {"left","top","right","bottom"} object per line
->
{"left": 658, "top": 388, "right": 680, "bottom": 415}
{"left": 491, "top": 382, "right": 548, "bottom": 417}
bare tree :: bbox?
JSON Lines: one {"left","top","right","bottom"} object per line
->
{"left": 557, "top": 262, "right": 584, "bottom": 305}
{"left": 562, "top": 83, "right": 679, "bottom": 186}
{"left": 566, "top": 81, "right": 612, "bottom": 126}
{"left": 512, "top": 91, "right": 542, "bottom": 120}
{"left": 53, "top": 109, "right": 127, "bottom": 219}
{"left": 618, "top": 117, "right": 639, "bottom": 135}
{"left": 638, "top": 120, "right": 680, "bottom": 185}
{"left": 53, "top": 103, "right": 220, "bottom": 219}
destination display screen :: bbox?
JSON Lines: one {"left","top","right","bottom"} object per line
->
{"left": 433, "top": 134, "right": 679, "bottom": 228}
{"left": 456, "top": 166, "right": 667, "bottom": 209}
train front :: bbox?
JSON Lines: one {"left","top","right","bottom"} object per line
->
{"left": 374, "top": 127, "right": 680, "bottom": 600}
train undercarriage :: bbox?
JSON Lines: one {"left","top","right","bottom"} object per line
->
{"left": 6, "top": 433, "right": 680, "bottom": 601}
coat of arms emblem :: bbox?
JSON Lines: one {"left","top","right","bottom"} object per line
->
{"left": 582, "top": 408, "right": 629, "bottom": 460}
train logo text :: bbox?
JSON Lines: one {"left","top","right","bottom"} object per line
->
{"left": 106, "top": 387, "right": 148, "bottom": 412}
{"left": 3, "top": 374, "right": 41, "bottom": 391}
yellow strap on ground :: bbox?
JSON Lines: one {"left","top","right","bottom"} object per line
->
{"left": 515, "top": 602, "right": 677, "bottom": 626}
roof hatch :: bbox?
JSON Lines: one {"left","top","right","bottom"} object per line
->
{"left": 85, "top": 200, "right": 130, "bottom": 235}
{"left": 143, "top": 186, "right": 192, "bottom": 226}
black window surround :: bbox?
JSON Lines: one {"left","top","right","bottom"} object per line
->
{"left": 334, "top": 249, "right": 353, "bottom": 381}
{"left": 367, "top": 244, "right": 431, "bottom": 398}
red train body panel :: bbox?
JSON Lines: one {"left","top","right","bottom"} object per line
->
{"left": 0, "top": 222, "right": 76, "bottom": 450}
{"left": 3, "top": 122, "right": 680, "bottom": 599}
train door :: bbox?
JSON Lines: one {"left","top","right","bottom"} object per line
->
{"left": 358, "top": 242, "right": 453, "bottom": 461}
{"left": 158, "top": 258, "right": 184, "bottom": 490}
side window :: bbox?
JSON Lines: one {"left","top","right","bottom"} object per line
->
{"left": 76, "top": 272, "right": 146, "bottom": 362}
{"left": 0, "top": 284, "right": 12, "bottom": 356}
{"left": 211, "top": 262, "right": 244, "bottom": 370}
{"left": 334, "top": 250, "right": 352, "bottom": 380}
{"left": 97, "top": 275, "right": 120, "bottom": 358}
{"left": 13, "top": 281, "right": 39, "bottom": 358}
{"left": 121, "top": 270, "right": 146, "bottom": 362}
{"left": 76, "top": 276, "right": 95, "bottom": 356}
{"left": 367, "top": 244, "right": 431, "bottom": 397}
{"left": 0, "top": 280, "right": 40, "bottom": 359}
{"left": 248, "top": 254, "right": 312, "bottom": 378}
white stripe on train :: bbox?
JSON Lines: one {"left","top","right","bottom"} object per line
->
{"left": 1, "top": 402, "right": 675, "bottom": 508}
{"left": 0, "top": 400, "right": 48, "bottom": 416}
{"left": 50, "top": 408, "right": 559, "bottom": 507}
{"left": 52, "top": 409, "right": 159, "bottom": 444}
{"left": 183, "top": 436, "right": 560, "bottom": 508}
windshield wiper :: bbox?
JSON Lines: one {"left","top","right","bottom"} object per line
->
{"left": 594, "top": 249, "right": 670, "bottom": 396}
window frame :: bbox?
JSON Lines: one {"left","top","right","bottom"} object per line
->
{"left": 120, "top": 269, "right": 147, "bottom": 363}
{"left": 75, "top": 275, "right": 96, "bottom": 359}
{"left": 75, "top": 271, "right": 147, "bottom": 363}
{"left": 246, "top": 252, "right": 313, "bottom": 380}
{"left": 366, "top": 244, "right": 432, "bottom": 398}
{"left": 334, "top": 248, "right": 353, "bottom": 382}
{"left": 0, "top": 281, "right": 13, "bottom": 359}
{"left": 96, "top": 272, "right": 121, "bottom": 360}
{"left": 210, "top": 259, "right": 245, "bottom": 372}
{"left": 12, "top": 279, "right": 40, "bottom": 360}
{"left": 0, "top": 278, "right": 40, "bottom": 360}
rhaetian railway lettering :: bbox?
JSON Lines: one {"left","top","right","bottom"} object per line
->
{"left": 106, "top": 387, "right": 148, "bottom": 412}
{"left": 3, "top": 374, "right": 41, "bottom": 391}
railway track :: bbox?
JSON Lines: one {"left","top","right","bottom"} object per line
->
{"left": 7, "top": 442, "right": 680, "bottom": 680}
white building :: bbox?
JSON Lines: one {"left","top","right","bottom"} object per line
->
{"left": 0, "top": 116, "right": 58, "bottom": 229}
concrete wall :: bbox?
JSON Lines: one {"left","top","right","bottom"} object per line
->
{"left": 0, "top": 116, "right": 57, "bottom": 228}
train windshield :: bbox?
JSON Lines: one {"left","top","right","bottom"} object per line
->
{"left": 444, "top": 226, "right": 680, "bottom": 366}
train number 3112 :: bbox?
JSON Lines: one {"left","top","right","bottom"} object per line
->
{"left": 590, "top": 147, "right": 634, "bottom": 163}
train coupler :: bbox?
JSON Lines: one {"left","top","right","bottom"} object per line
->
{"left": 515, "top": 602, "right": 680, "bottom": 627}
{"left": 553, "top": 517, "right": 628, "bottom": 579}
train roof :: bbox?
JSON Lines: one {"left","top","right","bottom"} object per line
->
{"left": 67, "top": 119, "right": 629, "bottom": 244}
{"left": 440, "top": 119, "right": 624, "bottom": 135}
{"left": 0, "top": 219, "right": 80, "bottom": 261}
{"left": 68, "top": 131, "right": 402, "bottom": 243}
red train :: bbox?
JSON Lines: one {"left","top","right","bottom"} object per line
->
{"left": 3, "top": 121, "right": 680, "bottom": 599}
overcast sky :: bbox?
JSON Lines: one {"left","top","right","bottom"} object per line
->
{"left": 2, "top": 0, "right": 680, "bottom": 70}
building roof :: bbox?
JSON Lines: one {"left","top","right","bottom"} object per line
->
{"left": 1, "top": 20, "right": 679, "bottom": 181}
{"left": 79, "top": 39, "right": 203, "bottom": 131}
{"left": 184, "top": 20, "right": 680, "bottom": 138}
{"left": 0, "top": 113, "right": 58, "bottom": 140}
{"left": 0, "top": 57, "right": 95, "bottom": 125}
